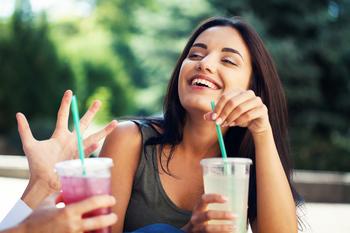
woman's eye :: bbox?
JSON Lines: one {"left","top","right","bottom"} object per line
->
{"left": 222, "top": 58, "right": 236, "bottom": 66}
{"left": 188, "top": 53, "right": 203, "bottom": 60}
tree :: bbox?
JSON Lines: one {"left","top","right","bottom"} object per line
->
{"left": 0, "top": 1, "right": 75, "bottom": 137}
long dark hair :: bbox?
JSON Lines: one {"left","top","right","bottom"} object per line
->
{"left": 144, "top": 16, "right": 302, "bottom": 225}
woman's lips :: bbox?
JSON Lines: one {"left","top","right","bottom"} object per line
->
{"left": 189, "top": 74, "right": 222, "bottom": 89}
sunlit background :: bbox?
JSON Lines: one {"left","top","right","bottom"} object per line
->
{"left": 0, "top": 0, "right": 349, "bottom": 232}
{"left": 1, "top": 0, "right": 349, "bottom": 171}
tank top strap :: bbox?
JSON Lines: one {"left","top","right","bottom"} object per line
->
{"left": 131, "top": 120, "right": 160, "bottom": 184}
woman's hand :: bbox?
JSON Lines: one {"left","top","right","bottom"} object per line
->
{"left": 204, "top": 90, "right": 271, "bottom": 135}
{"left": 18, "top": 90, "right": 118, "bottom": 208}
{"left": 182, "top": 194, "right": 236, "bottom": 233}
{"left": 20, "top": 195, "right": 117, "bottom": 233}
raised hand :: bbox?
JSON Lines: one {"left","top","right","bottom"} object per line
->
{"left": 182, "top": 194, "right": 236, "bottom": 233}
{"left": 17, "top": 90, "right": 118, "bottom": 208}
{"left": 204, "top": 90, "right": 270, "bottom": 135}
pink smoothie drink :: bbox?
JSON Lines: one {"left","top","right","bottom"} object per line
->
{"left": 61, "top": 176, "right": 111, "bottom": 216}
{"left": 55, "top": 158, "right": 113, "bottom": 233}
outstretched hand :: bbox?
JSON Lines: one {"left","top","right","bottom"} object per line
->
{"left": 18, "top": 90, "right": 118, "bottom": 208}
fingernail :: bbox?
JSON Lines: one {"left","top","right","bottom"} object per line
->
{"left": 221, "top": 195, "right": 228, "bottom": 201}
{"left": 222, "top": 121, "right": 228, "bottom": 127}
{"left": 212, "top": 113, "right": 218, "bottom": 120}
{"left": 216, "top": 118, "right": 223, "bottom": 125}
{"left": 229, "top": 122, "right": 235, "bottom": 127}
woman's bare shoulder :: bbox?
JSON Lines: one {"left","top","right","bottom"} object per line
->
{"left": 100, "top": 120, "right": 142, "bottom": 160}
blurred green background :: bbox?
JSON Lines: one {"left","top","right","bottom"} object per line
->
{"left": 0, "top": 0, "right": 349, "bottom": 171}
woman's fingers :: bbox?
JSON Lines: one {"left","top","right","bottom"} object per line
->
{"left": 188, "top": 194, "right": 235, "bottom": 233}
{"left": 55, "top": 90, "right": 73, "bottom": 131}
{"left": 191, "top": 210, "right": 236, "bottom": 225}
{"left": 82, "top": 213, "right": 118, "bottom": 231}
{"left": 72, "top": 120, "right": 117, "bottom": 157}
{"left": 195, "top": 194, "right": 227, "bottom": 211}
{"left": 192, "top": 223, "right": 236, "bottom": 233}
{"left": 16, "top": 112, "right": 35, "bottom": 146}
{"left": 214, "top": 90, "right": 255, "bottom": 125}
{"left": 73, "top": 143, "right": 98, "bottom": 158}
{"left": 79, "top": 100, "right": 102, "bottom": 133}
{"left": 82, "top": 120, "right": 118, "bottom": 148}
{"left": 223, "top": 97, "right": 262, "bottom": 127}
{"left": 213, "top": 93, "right": 238, "bottom": 123}
{"left": 67, "top": 195, "right": 116, "bottom": 215}
{"left": 235, "top": 105, "right": 267, "bottom": 126}
{"left": 213, "top": 90, "right": 245, "bottom": 117}
{"left": 83, "top": 143, "right": 99, "bottom": 156}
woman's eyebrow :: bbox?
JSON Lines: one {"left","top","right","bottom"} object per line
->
{"left": 192, "top": 43, "right": 207, "bottom": 49}
{"left": 222, "top": 47, "right": 244, "bottom": 61}
{"left": 192, "top": 43, "right": 244, "bottom": 61}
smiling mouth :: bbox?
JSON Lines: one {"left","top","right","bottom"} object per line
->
{"left": 191, "top": 78, "right": 220, "bottom": 90}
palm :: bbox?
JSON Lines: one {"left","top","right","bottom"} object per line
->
{"left": 24, "top": 139, "right": 64, "bottom": 190}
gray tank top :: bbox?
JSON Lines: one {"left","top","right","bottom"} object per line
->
{"left": 123, "top": 120, "right": 192, "bottom": 232}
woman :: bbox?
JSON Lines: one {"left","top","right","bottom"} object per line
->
{"left": 101, "top": 16, "right": 300, "bottom": 233}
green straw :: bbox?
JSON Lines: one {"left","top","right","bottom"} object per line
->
{"left": 211, "top": 100, "right": 230, "bottom": 175}
{"left": 71, "top": 95, "right": 86, "bottom": 176}
{"left": 211, "top": 100, "right": 228, "bottom": 160}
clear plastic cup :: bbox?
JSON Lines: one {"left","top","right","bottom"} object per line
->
{"left": 55, "top": 158, "right": 113, "bottom": 233}
{"left": 200, "top": 158, "right": 252, "bottom": 233}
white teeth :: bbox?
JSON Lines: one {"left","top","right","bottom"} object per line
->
{"left": 191, "top": 78, "right": 217, "bottom": 89}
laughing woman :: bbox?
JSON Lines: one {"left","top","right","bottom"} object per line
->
{"left": 101, "top": 16, "right": 301, "bottom": 233}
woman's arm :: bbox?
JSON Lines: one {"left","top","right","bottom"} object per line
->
{"left": 99, "top": 121, "right": 142, "bottom": 233}
{"left": 252, "top": 128, "right": 297, "bottom": 233}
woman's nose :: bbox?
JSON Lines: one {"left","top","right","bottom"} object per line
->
{"left": 195, "top": 56, "right": 216, "bottom": 74}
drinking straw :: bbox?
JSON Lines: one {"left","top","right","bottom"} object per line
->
{"left": 211, "top": 100, "right": 228, "bottom": 160}
{"left": 71, "top": 95, "right": 86, "bottom": 175}
{"left": 211, "top": 100, "right": 230, "bottom": 175}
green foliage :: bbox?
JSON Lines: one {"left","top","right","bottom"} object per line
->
{"left": 86, "top": 87, "right": 112, "bottom": 123}
{"left": 0, "top": 0, "right": 136, "bottom": 152}
{"left": 0, "top": 10, "right": 75, "bottom": 135}
{"left": 94, "top": 0, "right": 154, "bottom": 88}
{"left": 50, "top": 16, "right": 135, "bottom": 117}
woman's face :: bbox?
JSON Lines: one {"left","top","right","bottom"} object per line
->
{"left": 178, "top": 26, "right": 253, "bottom": 114}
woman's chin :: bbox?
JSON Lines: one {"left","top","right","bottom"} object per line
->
{"left": 181, "top": 98, "right": 213, "bottom": 114}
